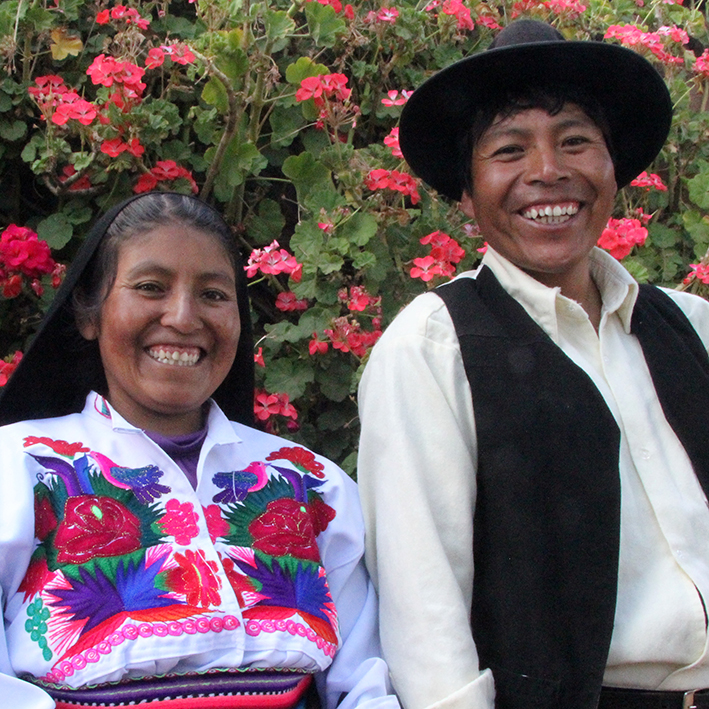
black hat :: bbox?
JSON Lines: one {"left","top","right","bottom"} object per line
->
{"left": 399, "top": 20, "right": 673, "bottom": 201}
{"left": 0, "top": 193, "right": 255, "bottom": 427}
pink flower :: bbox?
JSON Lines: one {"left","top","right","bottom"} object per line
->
{"left": 384, "top": 127, "right": 403, "bottom": 158}
{"left": 685, "top": 263, "right": 709, "bottom": 285}
{"left": 410, "top": 255, "right": 443, "bottom": 281}
{"left": 254, "top": 347, "right": 265, "bottom": 368}
{"left": 0, "top": 351, "right": 22, "bottom": 387}
{"left": 159, "top": 498, "right": 200, "bottom": 545}
{"left": 254, "top": 390, "right": 298, "bottom": 421}
{"left": 275, "top": 291, "right": 309, "bottom": 312}
{"left": 695, "top": 50, "right": 709, "bottom": 78}
{"left": 377, "top": 6, "right": 399, "bottom": 22}
{"left": 245, "top": 241, "right": 302, "bottom": 279}
{"left": 597, "top": 217, "right": 648, "bottom": 259}
{"left": 145, "top": 48, "right": 165, "bottom": 69}
{"left": 381, "top": 90, "right": 412, "bottom": 107}
{"left": 96, "top": 9, "right": 110, "bottom": 24}
{"left": 161, "top": 43, "right": 196, "bottom": 65}
{"left": 630, "top": 171, "right": 667, "bottom": 191}
{"left": 441, "top": 0, "right": 474, "bottom": 30}
{"left": 309, "top": 334, "right": 329, "bottom": 355}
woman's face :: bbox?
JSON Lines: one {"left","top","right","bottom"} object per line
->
{"left": 80, "top": 223, "right": 241, "bottom": 435}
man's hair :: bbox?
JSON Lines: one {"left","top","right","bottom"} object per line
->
{"left": 459, "top": 84, "right": 616, "bottom": 197}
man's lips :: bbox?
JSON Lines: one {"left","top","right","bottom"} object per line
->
{"left": 521, "top": 202, "right": 580, "bottom": 224}
{"left": 147, "top": 345, "right": 202, "bottom": 366}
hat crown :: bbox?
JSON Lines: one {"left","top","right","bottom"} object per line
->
{"left": 489, "top": 19, "right": 564, "bottom": 49}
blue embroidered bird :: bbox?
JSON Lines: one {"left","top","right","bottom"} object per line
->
{"left": 212, "top": 462, "right": 268, "bottom": 504}
{"left": 89, "top": 451, "right": 170, "bottom": 504}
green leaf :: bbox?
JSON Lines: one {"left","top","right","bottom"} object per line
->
{"left": 269, "top": 103, "right": 306, "bottom": 148}
{"left": 0, "top": 92, "right": 12, "bottom": 112}
{"left": 316, "top": 359, "right": 354, "bottom": 402}
{"left": 318, "top": 252, "right": 344, "bottom": 274}
{"left": 25, "top": 6, "right": 55, "bottom": 30}
{"left": 245, "top": 199, "right": 285, "bottom": 244}
{"left": 285, "top": 57, "right": 330, "bottom": 86}
{"left": 201, "top": 77, "right": 228, "bottom": 113}
{"left": 351, "top": 250, "right": 377, "bottom": 270}
{"left": 341, "top": 212, "right": 378, "bottom": 248}
{"left": 265, "top": 10, "right": 295, "bottom": 41}
{"left": 305, "top": 3, "right": 346, "bottom": 47}
{"left": 290, "top": 220, "right": 325, "bottom": 264}
{"left": 687, "top": 165, "right": 709, "bottom": 210}
{"left": 647, "top": 222, "right": 678, "bottom": 249}
{"left": 0, "top": 119, "right": 26, "bottom": 142}
{"left": 217, "top": 51, "right": 249, "bottom": 84}
{"left": 282, "top": 152, "right": 336, "bottom": 206}
{"left": 37, "top": 213, "right": 73, "bottom": 249}
{"left": 264, "top": 358, "right": 315, "bottom": 399}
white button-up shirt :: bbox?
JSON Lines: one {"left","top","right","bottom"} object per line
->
{"left": 358, "top": 246, "right": 709, "bottom": 709}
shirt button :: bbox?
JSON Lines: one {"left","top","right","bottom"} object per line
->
{"left": 640, "top": 449, "right": 652, "bottom": 460}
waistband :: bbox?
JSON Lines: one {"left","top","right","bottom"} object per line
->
{"left": 36, "top": 669, "right": 313, "bottom": 708}
{"left": 600, "top": 686, "right": 709, "bottom": 709}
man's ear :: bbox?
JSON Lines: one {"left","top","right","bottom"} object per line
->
{"left": 459, "top": 191, "right": 476, "bottom": 220}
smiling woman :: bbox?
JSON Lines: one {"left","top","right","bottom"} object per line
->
{"left": 0, "top": 194, "right": 399, "bottom": 709}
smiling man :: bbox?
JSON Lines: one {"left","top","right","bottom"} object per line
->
{"left": 357, "top": 20, "right": 709, "bottom": 709}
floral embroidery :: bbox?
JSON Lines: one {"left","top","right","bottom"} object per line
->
{"left": 23, "top": 437, "right": 89, "bottom": 457}
{"left": 266, "top": 447, "right": 325, "bottom": 479}
{"left": 18, "top": 557, "right": 54, "bottom": 602}
{"left": 26, "top": 598, "right": 52, "bottom": 661}
{"left": 54, "top": 496, "right": 142, "bottom": 564}
{"left": 166, "top": 549, "right": 222, "bottom": 608}
{"left": 35, "top": 494, "right": 58, "bottom": 541}
{"left": 158, "top": 499, "right": 200, "bottom": 545}
{"left": 204, "top": 504, "right": 230, "bottom": 543}
{"left": 249, "top": 498, "right": 320, "bottom": 562}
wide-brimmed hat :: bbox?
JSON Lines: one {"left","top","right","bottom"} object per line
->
{"left": 399, "top": 20, "right": 673, "bottom": 201}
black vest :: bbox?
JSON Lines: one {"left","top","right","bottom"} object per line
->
{"left": 435, "top": 267, "right": 709, "bottom": 709}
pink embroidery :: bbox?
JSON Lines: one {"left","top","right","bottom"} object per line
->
{"left": 244, "top": 618, "right": 337, "bottom": 657}
{"left": 158, "top": 499, "right": 200, "bottom": 545}
{"left": 41, "top": 616, "right": 240, "bottom": 684}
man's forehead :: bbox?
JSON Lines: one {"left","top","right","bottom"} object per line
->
{"left": 481, "top": 103, "right": 601, "bottom": 139}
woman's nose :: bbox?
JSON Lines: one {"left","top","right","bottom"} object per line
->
{"left": 161, "top": 292, "right": 201, "bottom": 332}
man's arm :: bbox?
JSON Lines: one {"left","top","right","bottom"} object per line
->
{"left": 357, "top": 292, "right": 494, "bottom": 709}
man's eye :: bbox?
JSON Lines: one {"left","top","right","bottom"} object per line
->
{"left": 563, "top": 135, "right": 590, "bottom": 147}
{"left": 203, "top": 289, "right": 228, "bottom": 301}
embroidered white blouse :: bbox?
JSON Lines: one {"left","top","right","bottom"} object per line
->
{"left": 0, "top": 392, "right": 398, "bottom": 709}
{"left": 358, "top": 246, "right": 709, "bottom": 709}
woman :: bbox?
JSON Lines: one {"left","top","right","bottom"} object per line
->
{"left": 0, "top": 193, "right": 398, "bottom": 709}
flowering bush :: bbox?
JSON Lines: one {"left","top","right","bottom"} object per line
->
{"left": 2, "top": 0, "right": 709, "bottom": 472}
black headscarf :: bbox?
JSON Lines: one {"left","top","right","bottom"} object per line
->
{"left": 0, "top": 193, "right": 255, "bottom": 427}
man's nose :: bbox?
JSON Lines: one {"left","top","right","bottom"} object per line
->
{"left": 525, "top": 145, "right": 570, "bottom": 184}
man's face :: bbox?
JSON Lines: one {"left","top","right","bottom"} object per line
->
{"left": 460, "top": 104, "right": 617, "bottom": 290}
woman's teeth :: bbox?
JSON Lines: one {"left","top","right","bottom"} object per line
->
{"left": 149, "top": 348, "right": 200, "bottom": 366}
{"left": 522, "top": 203, "right": 579, "bottom": 223}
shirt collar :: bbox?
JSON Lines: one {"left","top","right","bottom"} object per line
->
{"left": 476, "top": 246, "right": 639, "bottom": 343}
{"left": 83, "top": 391, "right": 243, "bottom": 447}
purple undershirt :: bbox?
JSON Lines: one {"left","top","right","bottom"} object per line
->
{"left": 145, "top": 427, "right": 208, "bottom": 490}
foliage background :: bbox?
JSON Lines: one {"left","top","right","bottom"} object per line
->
{"left": 1, "top": 0, "right": 709, "bottom": 473}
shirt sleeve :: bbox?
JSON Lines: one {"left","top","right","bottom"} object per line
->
{"left": 662, "top": 288, "right": 709, "bottom": 352}
{"left": 0, "top": 429, "right": 56, "bottom": 709}
{"left": 313, "top": 463, "right": 400, "bottom": 709}
{"left": 356, "top": 293, "right": 495, "bottom": 709}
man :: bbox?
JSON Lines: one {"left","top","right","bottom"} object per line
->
{"left": 357, "top": 19, "right": 709, "bottom": 709}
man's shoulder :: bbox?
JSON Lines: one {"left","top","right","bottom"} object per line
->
{"left": 652, "top": 287, "right": 709, "bottom": 348}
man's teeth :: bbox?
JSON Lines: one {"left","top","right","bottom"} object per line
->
{"left": 149, "top": 348, "right": 200, "bottom": 366}
{"left": 522, "top": 204, "right": 579, "bottom": 223}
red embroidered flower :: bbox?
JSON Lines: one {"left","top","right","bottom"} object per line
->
{"left": 248, "top": 498, "right": 321, "bottom": 562}
{"left": 158, "top": 499, "right": 200, "bottom": 545}
{"left": 220, "top": 555, "right": 258, "bottom": 608}
{"left": 266, "top": 446, "right": 325, "bottom": 478}
{"left": 203, "top": 504, "right": 230, "bottom": 543}
{"left": 54, "top": 496, "right": 142, "bottom": 564}
{"left": 18, "top": 558, "right": 53, "bottom": 602}
{"left": 309, "top": 497, "right": 336, "bottom": 536}
{"left": 35, "top": 496, "right": 58, "bottom": 540}
{"left": 23, "top": 436, "right": 89, "bottom": 456}
{"left": 166, "top": 549, "right": 222, "bottom": 607}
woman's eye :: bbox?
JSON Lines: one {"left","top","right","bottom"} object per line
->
{"left": 202, "top": 289, "right": 229, "bottom": 302}
{"left": 492, "top": 144, "right": 523, "bottom": 158}
{"left": 135, "top": 282, "right": 163, "bottom": 294}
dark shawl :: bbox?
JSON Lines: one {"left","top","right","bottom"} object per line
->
{"left": 0, "top": 193, "right": 255, "bottom": 427}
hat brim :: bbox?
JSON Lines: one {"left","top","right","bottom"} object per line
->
{"left": 399, "top": 40, "right": 673, "bottom": 201}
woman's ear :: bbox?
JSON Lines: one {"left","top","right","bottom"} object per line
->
{"left": 459, "top": 191, "right": 476, "bottom": 220}
{"left": 76, "top": 314, "right": 99, "bottom": 341}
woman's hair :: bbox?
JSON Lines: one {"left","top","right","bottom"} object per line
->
{"left": 73, "top": 192, "right": 239, "bottom": 330}
{"left": 459, "top": 83, "right": 616, "bottom": 197}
